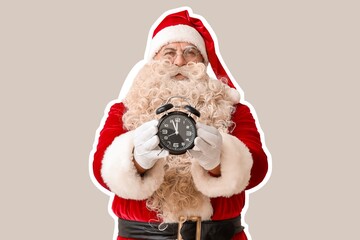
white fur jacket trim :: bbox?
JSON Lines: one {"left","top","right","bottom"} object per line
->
{"left": 101, "top": 131, "right": 165, "bottom": 200}
{"left": 191, "top": 132, "right": 253, "bottom": 198}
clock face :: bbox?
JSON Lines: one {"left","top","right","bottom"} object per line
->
{"left": 158, "top": 111, "right": 197, "bottom": 155}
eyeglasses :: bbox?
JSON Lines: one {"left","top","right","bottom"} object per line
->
{"left": 157, "top": 46, "right": 202, "bottom": 63}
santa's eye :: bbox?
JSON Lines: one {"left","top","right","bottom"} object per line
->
{"left": 163, "top": 50, "right": 176, "bottom": 57}
{"left": 183, "top": 48, "right": 199, "bottom": 58}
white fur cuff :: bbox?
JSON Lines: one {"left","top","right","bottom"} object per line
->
{"left": 101, "top": 131, "right": 165, "bottom": 200}
{"left": 191, "top": 133, "right": 253, "bottom": 198}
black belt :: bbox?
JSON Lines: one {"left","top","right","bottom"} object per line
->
{"left": 118, "top": 215, "right": 244, "bottom": 240}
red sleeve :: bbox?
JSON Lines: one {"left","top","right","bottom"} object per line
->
{"left": 231, "top": 103, "right": 268, "bottom": 190}
{"left": 92, "top": 102, "right": 128, "bottom": 190}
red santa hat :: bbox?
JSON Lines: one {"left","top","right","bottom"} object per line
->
{"left": 146, "top": 9, "right": 239, "bottom": 93}
{"left": 148, "top": 14, "right": 209, "bottom": 65}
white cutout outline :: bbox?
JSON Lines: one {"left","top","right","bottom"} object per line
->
{"left": 88, "top": 6, "right": 273, "bottom": 240}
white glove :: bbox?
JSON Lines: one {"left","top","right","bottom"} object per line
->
{"left": 133, "top": 120, "right": 169, "bottom": 169}
{"left": 189, "top": 123, "right": 222, "bottom": 170}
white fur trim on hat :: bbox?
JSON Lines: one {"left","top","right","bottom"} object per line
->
{"left": 148, "top": 24, "right": 208, "bottom": 64}
{"left": 191, "top": 132, "right": 253, "bottom": 197}
{"left": 101, "top": 131, "right": 165, "bottom": 200}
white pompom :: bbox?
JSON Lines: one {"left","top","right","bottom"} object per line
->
{"left": 226, "top": 87, "right": 240, "bottom": 103}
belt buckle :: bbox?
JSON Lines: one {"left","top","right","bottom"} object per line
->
{"left": 178, "top": 216, "right": 202, "bottom": 240}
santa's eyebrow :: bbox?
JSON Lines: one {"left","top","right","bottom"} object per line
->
{"left": 162, "top": 47, "right": 177, "bottom": 52}
{"left": 183, "top": 46, "right": 198, "bottom": 51}
{"left": 162, "top": 46, "right": 198, "bottom": 52}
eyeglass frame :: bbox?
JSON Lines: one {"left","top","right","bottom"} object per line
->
{"left": 155, "top": 44, "right": 204, "bottom": 63}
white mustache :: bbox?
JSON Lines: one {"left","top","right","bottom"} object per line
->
{"left": 151, "top": 60, "right": 206, "bottom": 80}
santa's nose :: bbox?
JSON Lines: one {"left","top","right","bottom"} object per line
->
{"left": 173, "top": 54, "right": 187, "bottom": 67}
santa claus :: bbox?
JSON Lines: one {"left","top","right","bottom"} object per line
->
{"left": 91, "top": 8, "right": 269, "bottom": 240}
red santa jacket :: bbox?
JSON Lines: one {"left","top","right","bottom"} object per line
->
{"left": 92, "top": 102, "right": 268, "bottom": 240}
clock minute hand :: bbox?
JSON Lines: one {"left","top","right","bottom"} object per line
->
{"left": 172, "top": 120, "right": 178, "bottom": 134}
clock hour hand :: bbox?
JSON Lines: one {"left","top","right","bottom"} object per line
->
{"left": 167, "top": 132, "right": 177, "bottom": 137}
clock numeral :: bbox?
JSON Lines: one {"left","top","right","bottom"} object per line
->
{"left": 173, "top": 143, "right": 179, "bottom": 148}
{"left": 175, "top": 118, "right": 181, "bottom": 123}
{"left": 186, "top": 131, "right": 192, "bottom": 136}
{"left": 164, "top": 136, "right": 168, "bottom": 140}
{"left": 181, "top": 142, "right": 185, "bottom": 146}
{"left": 186, "top": 138, "right": 190, "bottom": 142}
{"left": 161, "top": 129, "right": 168, "bottom": 134}
{"left": 186, "top": 125, "right": 190, "bottom": 129}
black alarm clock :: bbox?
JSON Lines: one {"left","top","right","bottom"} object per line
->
{"left": 156, "top": 96, "right": 200, "bottom": 155}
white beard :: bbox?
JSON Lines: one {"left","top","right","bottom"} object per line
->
{"left": 122, "top": 60, "right": 236, "bottom": 222}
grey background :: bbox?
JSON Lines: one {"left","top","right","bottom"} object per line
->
{"left": 1, "top": 1, "right": 359, "bottom": 239}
